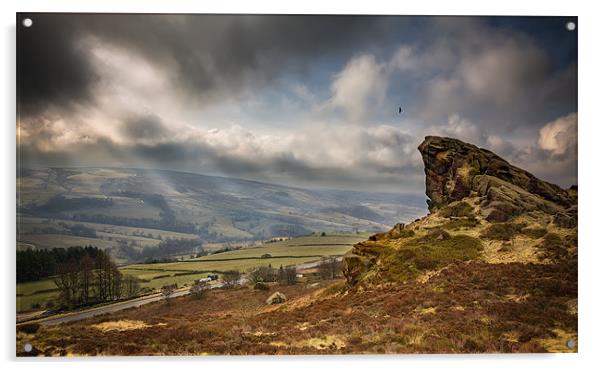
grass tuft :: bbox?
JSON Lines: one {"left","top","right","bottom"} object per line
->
{"left": 480, "top": 222, "right": 526, "bottom": 241}
{"left": 439, "top": 202, "right": 474, "bottom": 218}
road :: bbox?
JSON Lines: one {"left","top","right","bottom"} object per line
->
{"left": 32, "top": 280, "right": 224, "bottom": 326}
{"left": 23, "top": 257, "right": 342, "bottom": 326}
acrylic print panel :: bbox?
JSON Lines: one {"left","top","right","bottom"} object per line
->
{"left": 16, "top": 13, "right": 577, "bottom": 356}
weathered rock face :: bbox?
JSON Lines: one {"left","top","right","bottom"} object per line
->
{"left": 418, "top": 136, "right": 575, "bottom": 221}
{"left": 343, "top": 136, "right": 578, "bottom": 288}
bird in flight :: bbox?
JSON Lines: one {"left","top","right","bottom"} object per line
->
{"left": 398, "top": 107, "right": 404, "bottom": 114}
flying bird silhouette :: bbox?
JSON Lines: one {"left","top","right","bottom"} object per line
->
{"left": 398, "top": 107, "right": 403, "bottom": 114}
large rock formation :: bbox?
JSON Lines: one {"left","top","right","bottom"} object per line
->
{"left": 343, "top": 136, "right": 578, "bottom": 288}
{"left": 418, "top": 136, "right": 575, "bottom": 222}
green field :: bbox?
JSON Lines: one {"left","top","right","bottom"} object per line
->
{"left": 16, "top": 234, "right": 366, "bottom": 312}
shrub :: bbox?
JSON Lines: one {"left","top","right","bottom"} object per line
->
{"left": 254, "top": 282, "right": 270, "bottom": 291}
{"left": 480, "top": 222, "right": 526, "bottom": 241}
{"left": 17, "top": 322, "right": 40, "bottom": 334}
{"left": 521, "top": 227, "right": 547, "bottom": 239}
{"left": 418, "top": 228, "right": 451, "bottom": 243}
{"left": 161, "top": 284, "right": 177, "bottom": 305}
{"left": 382, "top": 234, "right": 483, "bottom": 282}
{"left": 190, "top": 280, "right": 209, "bottom": 299}
{"left": 439, "top": 201, "right": 474, "bottom": 218}
{"left": 222, "top": 270, "right": 241, "bottom": 288}
{"left": 538, "top": 233, "right": 568, "bottom": 260}
{"left": 442, "top": 216, "right": 480, "bottom": 230}
{"left": 248, "top": 266, "right": 276, "bottom": 283}
{"left": 390, "top": 229, "right": 416, "bottom": 239}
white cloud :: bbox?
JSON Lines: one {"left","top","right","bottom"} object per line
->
{"left": 538, "top": 112, "right": 578, "bottom": 156}
{"left": 329, "top": 54, "right": 388, "bottom": 122}
{"left": 388, "top": 46, "right": 417, "bottom": 71}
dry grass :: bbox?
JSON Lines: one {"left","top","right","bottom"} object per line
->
{"left": 91, "top": 320, "right": 152, "bottom": 332}
{"left": 19, "top": 254, "right": 576, "bottom": 355}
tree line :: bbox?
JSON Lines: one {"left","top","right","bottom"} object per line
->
{"left": 119, "top": 237, "right": 205, "bottom": 262}
{"left": 248, "top": 264, "right": 298, "bottom": 286}
{"left": 51, "top": 250, "right": 140, "bottom": 309}
{"left": 17, "top": 246, "right": 104, "bottom": 283}
{"left": 17, "top": 246, "right": 141, "bottom": 309}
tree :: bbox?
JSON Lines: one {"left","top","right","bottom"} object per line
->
{"left": 53, "top": 261, "right": 80, "bottom": 309}
{"left": 78, "top": 255, "right": 94, "bottom": 305}
{"left": 123, "top": 274, "right": 141, "bottom": 298}
{"left": 52, "top": 248, "right": 122, "bottom": 309}
{"left": 318, "top": 257, "right": 341, "bottom": 280}
{"left": 248, "top": 266, "right": 276, "bottom": 283}
{"left": 190, "top": 280, "right": 209, "bottom": 300}
{"left": 284, "top": 266, "right": 297, "bottom": 285}
{"left": 161, "top": 284, "right": 176, "bottom": 304}
{"left": 222, "top": 270, "right": 241, "bottom": 288}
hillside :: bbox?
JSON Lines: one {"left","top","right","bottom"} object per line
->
{"left": 17, "top": 136, "right": 577, "bottom": 355}
{"left": 17, "top": 167, "right": 425, "bottom": 262}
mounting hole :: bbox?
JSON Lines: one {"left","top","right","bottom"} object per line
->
{"left": 23, "top": 343, "right": 32, "bottom": 352}
{"left": 22, "top": 18, "right": 33, "bottom": 28}
{"left": 566, "top": 21, "right": 576, "bottom": 31}
{"left": 566, "top": 339, "right": 576, "bottom": 349}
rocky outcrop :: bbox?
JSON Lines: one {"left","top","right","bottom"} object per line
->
{"left": 418, "top": 136, "right": 575, "bottom": 222}
{"left": 343, "top": 136, "right": 578, "bottom": 288}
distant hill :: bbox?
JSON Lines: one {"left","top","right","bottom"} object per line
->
{"left": 17, "top": 167, "right": 427, "bottom": 256}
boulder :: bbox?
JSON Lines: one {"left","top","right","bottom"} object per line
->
{"left": 369, "top": 223, "right": 406, "bottom": 241}
{"left": 342, "top": 253, "right": 370, "bottom": 287}
{"left": 418, "top": 136, "right": 574, "bottom": 212}
{"left": 266, "top": 292, "right": 287, "bottom": 305}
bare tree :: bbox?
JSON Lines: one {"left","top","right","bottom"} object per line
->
{"left": 53, "top": 249, "right": 124, "bottom": 309}
{"left": 284, "top": 266, "right": 297, "bottom": 285}
{"left": 222, "top": 270, "right": 241, "bottom": 288}
{"left": 78, "top": 255, "right": 94, "bottom": 305}
{"left": 123, "top": 274, "right": 141, "bottom": 298}
{"left": 190, "top": 280, "right": 209, "bottom": 300}
{"left": 53, "top": 262, "right": 80, "bottom": 309}
{"left": 318, "top": 257, "right": 341, "bottom": 280}
{"left": 161, "top": 284, "right": 176, "bottom": 304}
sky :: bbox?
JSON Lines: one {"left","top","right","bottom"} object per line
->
{"left": 17, "top": 14, "right": 577, "bottom": 194}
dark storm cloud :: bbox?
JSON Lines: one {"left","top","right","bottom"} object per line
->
{"left": 17, "top": 13, "right": 401, "bottom": 117}
{"left": 16, "top": 15, "right": 577, "bottom": 192}
{"left": 121, "top": 113, "right": 169, "bottom": 140}
{"left": 17, "top": 13, "right": 99, "bottom": 117}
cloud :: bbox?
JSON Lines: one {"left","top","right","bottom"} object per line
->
{"left": 17, "top": 15, "right": 577, "bottom": 192}
{"left": 18, "top": 14, "right": 397, "bottom": 119}
{"left": 18, "top": 14, "right": 98, "bottom": 117}
{"left": 19, "top": 116, "right": 423, "bottom": 192}
{"left": 121, "top": 114, "right": 170, "bottom": 141}
{"left": 329, "top": 54, "right": 388, "bottom": 122}
{"left": 538, "top": 112, "right": 577, "bottom": 156}
{"left": 412, "top": 18, "right": 576, "bottom": 130}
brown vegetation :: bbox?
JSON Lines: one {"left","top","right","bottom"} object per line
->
{"left": 19, "top": 255, "right": 576, "bottom": 355}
